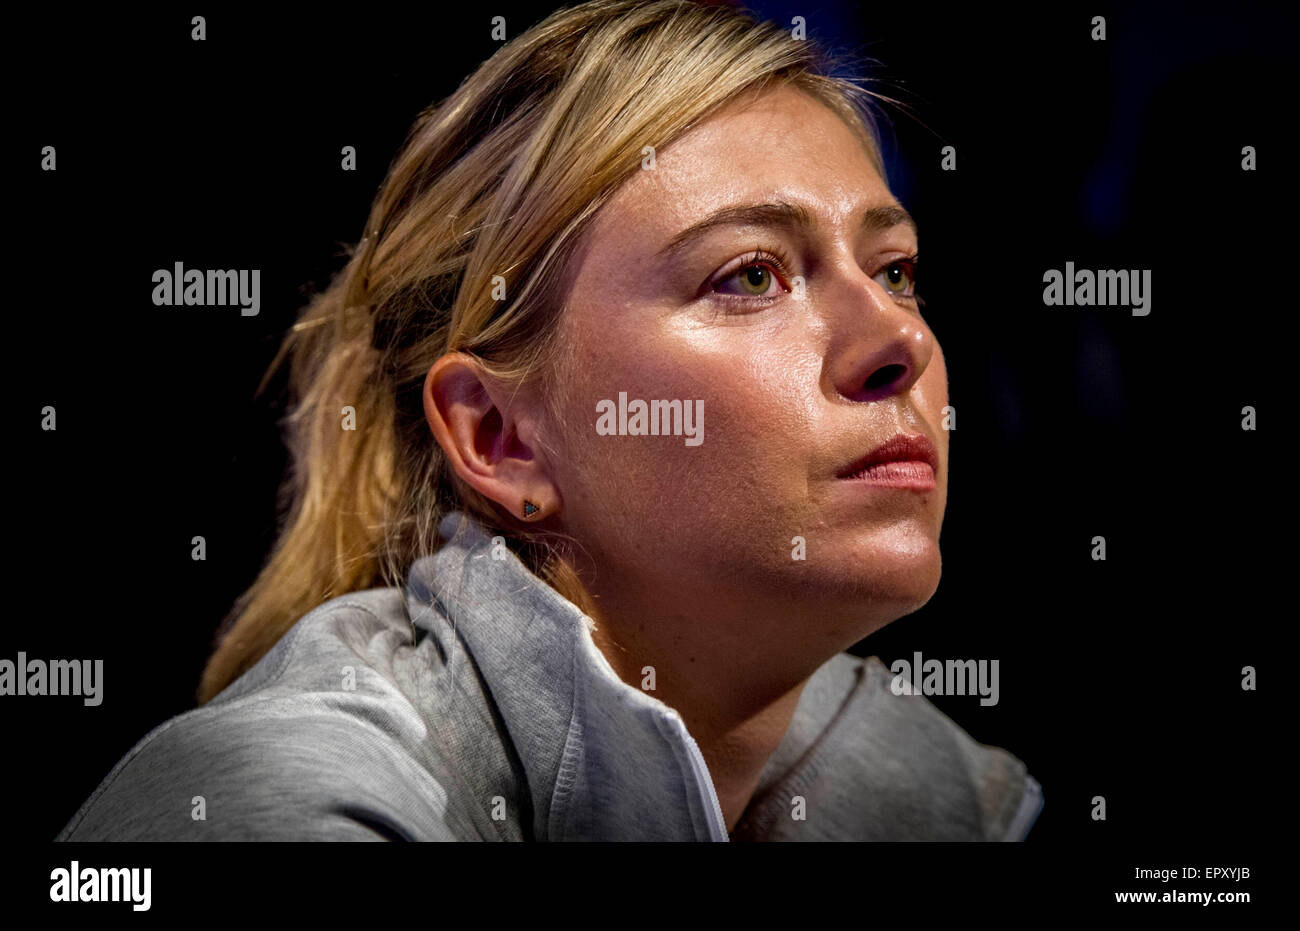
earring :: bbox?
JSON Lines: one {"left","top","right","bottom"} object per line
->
{"left": 522, "top": 500, "right": 541, "bottom": 518}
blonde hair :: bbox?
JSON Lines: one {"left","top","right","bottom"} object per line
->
{"left": 198, "top": 0, "right": 890, "bottom": 704}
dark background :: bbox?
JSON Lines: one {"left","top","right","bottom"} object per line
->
{"left": 10, "top": 0, "right": 1288, "bottom": 869}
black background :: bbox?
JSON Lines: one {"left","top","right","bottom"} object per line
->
{"left": 9, "top": 0, "right": 1288, "bottom": 898}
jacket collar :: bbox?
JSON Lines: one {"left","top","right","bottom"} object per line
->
{"left": 403, "top": 510, "right": 729, "bottom": 841}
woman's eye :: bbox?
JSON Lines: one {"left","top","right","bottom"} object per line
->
{"left": 711, "top": 255, "right": 788, "bottom": 299}
{"left": 875, "top": 259, "right": 918, "bottom": 296}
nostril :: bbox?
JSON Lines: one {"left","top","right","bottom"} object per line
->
{"left": 863, "top": 363, "right": 906, "bottom": 391}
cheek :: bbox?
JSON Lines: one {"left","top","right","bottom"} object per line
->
{"left": 551, "top": 326, "right": 818, "bottom": 541}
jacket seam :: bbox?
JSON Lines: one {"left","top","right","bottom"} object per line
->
{"left": 547, "top": 647, "right": 585, "bottom": 840}
{"left": 1001, "top": 774, "right": 1044, "bottom": 841}
{"left": 342, "top": 597, "right": 515, "bottom": 841}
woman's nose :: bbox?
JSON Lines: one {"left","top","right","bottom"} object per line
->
{"left": 822, "top": 265, "right": 936, "bottom": 403}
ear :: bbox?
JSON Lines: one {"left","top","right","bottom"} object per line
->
{"left": 423, "top": 352, "right": 559, "bottom": 523}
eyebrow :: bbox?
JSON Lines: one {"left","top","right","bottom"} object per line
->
{"left": 655, "top": 200, "right": 918, "bottom": 262}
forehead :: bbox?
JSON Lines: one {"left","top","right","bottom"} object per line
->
{"left": 592, "top": 84, "right": 891, "bottom": 243}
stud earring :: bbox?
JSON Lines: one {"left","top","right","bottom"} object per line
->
{"left": 522, "top": 500, "right": 540, "bottom": 518}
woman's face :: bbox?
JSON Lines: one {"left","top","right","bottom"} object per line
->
{"left": 546, "top": 84, "right": 948, "bottom": 656}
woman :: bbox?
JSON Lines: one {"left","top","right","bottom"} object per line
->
{"left": 58, "top": 0, "right": 1042, "bottom": 841}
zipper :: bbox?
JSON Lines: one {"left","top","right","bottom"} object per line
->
{"left": 674, "top": 719, "right": 730, "bottom": 842}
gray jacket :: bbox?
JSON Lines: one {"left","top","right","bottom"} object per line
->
{"left": 57, "top": 511, "right": 1044, "bottom": 841}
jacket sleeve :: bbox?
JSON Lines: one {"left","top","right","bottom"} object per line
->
{"left": 950, "top": 731, "right": 1045, "bottom": 841}
{"left": 55, "top": 699, "right": 462, "bottom": 842}
{"left": 1001, "top": 774, "right": 1045, "bottom": 841}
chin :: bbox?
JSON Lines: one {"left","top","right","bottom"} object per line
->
{"left": 835, "top": 535, "right": 943, "bottom": 616}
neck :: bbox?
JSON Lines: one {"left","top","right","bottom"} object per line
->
{"left": 581, "top": 581, "right": 818, "bottom": 833}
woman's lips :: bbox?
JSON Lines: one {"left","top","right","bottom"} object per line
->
{"left": 840, "top": 460, "right": 936, "bottom": 490}
{"left": 836, "top": 433, "right": 939, "bottom": 490}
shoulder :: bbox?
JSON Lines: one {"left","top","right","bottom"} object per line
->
{"left": 757, "top": 652, "right": 1043, "bottom": 841}
{"left": 854, "top": 655, "right": 1044, "bottom": 840}
{"left": 57, "top": 592, "right": 471, "bottom": 841}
